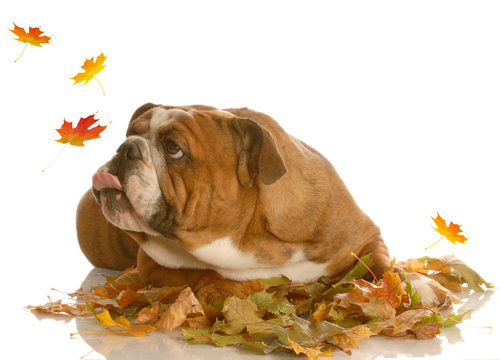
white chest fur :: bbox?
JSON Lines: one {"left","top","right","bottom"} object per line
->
{"left": 141, "top": 236, "right": 328, "bottom": 283}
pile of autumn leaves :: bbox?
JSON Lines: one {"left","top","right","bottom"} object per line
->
{"left": 28, "top": 255, "right": 492, "bottom": 359}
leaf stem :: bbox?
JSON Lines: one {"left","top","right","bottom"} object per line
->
{"left": 425, "top": 235, "right": 445, "bottom": 250}
{"left": 14, "top": 43, "right": 28, "bottom": 62}
{"left": 42, "top": 143, "right": 68, "bottom": 173}
{"left": 350, "top": 252, "right": 378, "bottom": 282}
{"left": 94, "top": 76, "right": 105, "bottom": 95}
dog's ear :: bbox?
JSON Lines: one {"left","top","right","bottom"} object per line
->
{"left": 130, "top": 103, "right": 157, "bottom": 122}
{"left": 231, "top": 117, "right": 287, "bottom": 187}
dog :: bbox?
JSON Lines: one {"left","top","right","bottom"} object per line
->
{"left": 76, "top": 104, "right": 391, "bottom": 303}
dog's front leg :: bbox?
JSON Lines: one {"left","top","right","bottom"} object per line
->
{"left": 137, "top": 248, "right": 262, "bottom": 304}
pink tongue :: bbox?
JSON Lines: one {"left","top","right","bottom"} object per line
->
{"left": 92, "top": 172, "right": 123, "bottom": 191}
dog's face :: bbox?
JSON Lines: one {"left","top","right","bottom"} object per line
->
{"left": 92, "top": 104, "right": 286, "bottom": 245}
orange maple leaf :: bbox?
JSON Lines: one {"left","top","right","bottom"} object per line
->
{"left": 10, "top": 23, "right": 51, "bottom": 62}
{"left": 55, "top": 114, "right": 107, "bottom": 147}
{"left": 426, "top": 212, "right": 468, "bottom": 249}
{"left": 70, "top": 52, "right": 107, "bottom": 95}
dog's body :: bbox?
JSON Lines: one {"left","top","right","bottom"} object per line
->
{"left": 77, "top": 104, "right": 390, "bottom": 302}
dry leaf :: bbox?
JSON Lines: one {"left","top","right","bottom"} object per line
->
{"left": 95, "top": 310, "right": 156, "bottom": 336}
{"left": 288, "top": 337, "right": 332, "bottom": 360}
{"left": 26, "top": 298, "right": 82, "bottom": 316}
{"left": 134, "top": 303, "right": 160, "bottom": 324}
{"left": 157, "top": 287, "right": 207, "bottom": 332}
{"left": 28, "top": 254, "right": 489, "bottom": 358}
{"left": 412, "top": 322, "right": 443, "bottom": 339}
{"left": 333, "top": 325, "right": 373, "bottom": 349}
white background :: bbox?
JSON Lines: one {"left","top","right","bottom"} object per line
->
{"left": 1, "top": 1, "right": 499, "bottom": 359}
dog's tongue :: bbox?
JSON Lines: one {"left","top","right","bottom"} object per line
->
{"left": 92, "top": 172, "right": 123, "bottom": 191}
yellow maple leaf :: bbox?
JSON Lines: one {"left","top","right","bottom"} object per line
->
{"left": 70, "top": 52, "right": 107, "bottom": 95}
{"left": 426, "top": 212, "right": 469, "bottom": 249}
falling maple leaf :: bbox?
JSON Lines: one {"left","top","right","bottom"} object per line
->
{"left": 55, "top": 113, "right": 107, "bottom": 146}
{"left": 10, "top": 23, "right": 51, "bottom": 62}
{"left": 426, "top": 213, "right": 469, "bottom": 249}
{"left": 42, "top": 114, "right": 107, "bottom": 172}
{"left": 70, "top": 52, "right": 107, "bottom": 95}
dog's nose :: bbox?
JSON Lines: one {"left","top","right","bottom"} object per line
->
{"left": 117, "top": 142, "right": 142, "bottom": 160}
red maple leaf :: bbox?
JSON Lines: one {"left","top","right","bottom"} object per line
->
{"left": 55, "top": 114, "right": 107, "bottom": 146}
{"left": 10, "top": 23, "right": 51, "bottom": 62}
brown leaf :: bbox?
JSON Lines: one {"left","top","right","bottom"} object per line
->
{"left": 358, "top": 297, "right": 396, "bottom": 320}
{"left": 392, "top": 309, "right": 434, "bottom": 335}
{"left": 134, "top": 303, "right": 160, "bottom": 324}
{"left": 157, "top": 287, "right": 206, "bottom": 333}
{"left": 332, "top": 325, "right": 373, "bottom": 349}
{"left": 380, "top": 271, "right": 404, "bottom": 308}
{"left": 312, "top": 302, "right": 329, "bottom": 321}
{"left": 412, "top": 322, "right": 443, "bottom": 339}
{"left": 26, "top": 298, "right": 83, "bottom": 316}
{"left": 116, "top": 289, "right": 138, "bottom": 308}
{"left": 221, "top": 296, "right": 262, "bottom": 334}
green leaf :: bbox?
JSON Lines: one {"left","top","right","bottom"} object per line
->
{"left": 182, "top": 328, "right": 213, "bottom": 343}
{"left": 309, "top": 319, "right": 346, "bottom": 339}
{"left": 443, "top": 311, "right": 472, "bottom": 327}
{"left": 221, "top": 296, "right": 262, "bottom": 335}
{"left": 259, "top": 276, "right": 291, "bottom": 290}
{"left": 267, "top": 297, "right": 296, "bottom": 316}
{"left": 440, "top": 256, "right": 493, "bottom": 292}
{"left": 416, "top": 313, "right": 444, "bottom": 326}
{"left": 403, "top": 271, "right": 421, "bottom": 308}
{"left": 246, "top": 319, "right": 290, "bottom": 345}
{"left": 336, "top": 254, "right": 374, "bottom": 285}
{"left": 248, "top": 291, "right": 274, "bottom": 309}
{"left": 212, "top": 334, "right": 247, "bottom": 347}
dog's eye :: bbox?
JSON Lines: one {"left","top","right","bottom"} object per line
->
{"left": 165, "top": 140, "right": 184, "bottom": 159}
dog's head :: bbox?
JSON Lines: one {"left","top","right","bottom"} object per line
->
{"left": 91, "top": 104, "right": 287, "bottom": 241}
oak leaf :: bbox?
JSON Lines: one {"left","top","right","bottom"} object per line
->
{"left": 10, "top": 23, "right": 51, "bottom": 62}
{"left": 55, "top": 114, "right": 107, "bottom": 146}
{"left": 70, "top": 52, "right": 107, "bottom": 95}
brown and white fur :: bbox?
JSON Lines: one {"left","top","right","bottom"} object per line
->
{"left": 77, "top": 104, "right": 390, "bottom": 303}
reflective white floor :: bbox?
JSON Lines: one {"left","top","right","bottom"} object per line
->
{"left": 11, "top": 267, "right": 498, "bottom": 360}
{"left": 3, "top": 2, "right": 500, "bottom": 358}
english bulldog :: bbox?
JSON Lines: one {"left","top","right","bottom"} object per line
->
{"left": 76, "top": 104, "right": 391, "bottom": 303}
